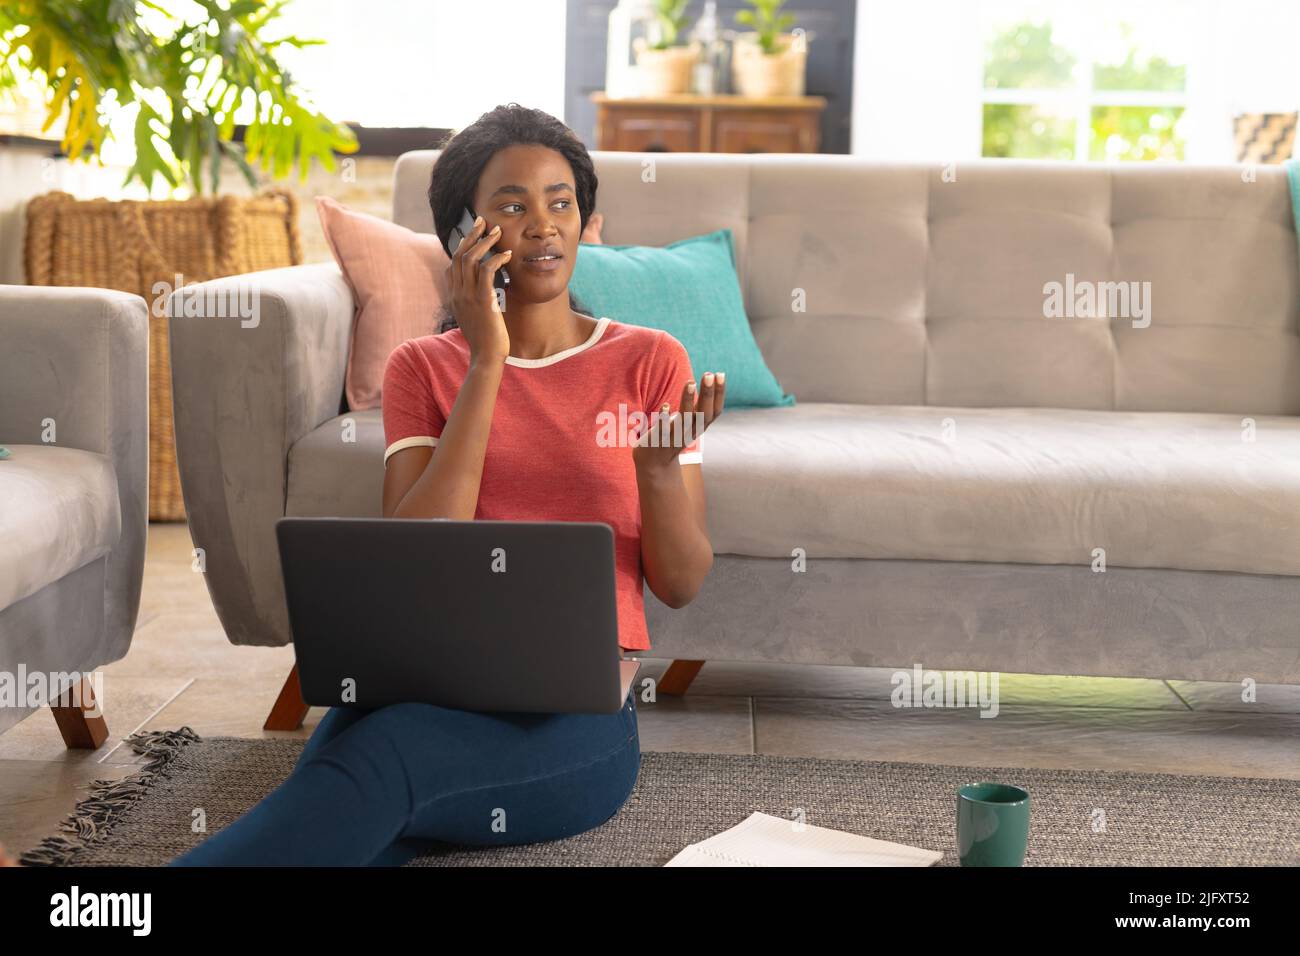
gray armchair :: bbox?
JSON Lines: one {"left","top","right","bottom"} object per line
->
{"left": 0, "top": 285, "right": 148, "bottom": 744}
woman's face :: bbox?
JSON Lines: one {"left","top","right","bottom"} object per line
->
{"left": 472, "top": 143, "right": 582, "bottom": 306}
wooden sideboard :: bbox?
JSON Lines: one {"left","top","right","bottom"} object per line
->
{"left": 591, "top": 93, "right": 827, "bottom": 153}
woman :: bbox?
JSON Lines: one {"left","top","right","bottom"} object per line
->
{"left": 169, "top": 104, "right": 725, "bottom": 866}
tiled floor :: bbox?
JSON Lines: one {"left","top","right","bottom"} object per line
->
{"left": 3, "top": 522, "right": 1298, "bottom": 858}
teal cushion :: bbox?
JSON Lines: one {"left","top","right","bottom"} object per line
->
{"left": 570, "top": 229, "right": 794, "bottom": 407}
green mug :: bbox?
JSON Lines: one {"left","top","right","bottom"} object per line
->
{"left": 957, "top": 782, "right": 1030, "bottom": 866}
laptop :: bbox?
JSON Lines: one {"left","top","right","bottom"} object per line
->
{"left": 276, "top": 517, "right": 640, "bottom": 714}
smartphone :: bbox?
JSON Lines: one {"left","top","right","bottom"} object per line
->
{"left": 446, "top": 206, "right": 510, "bottom": 290}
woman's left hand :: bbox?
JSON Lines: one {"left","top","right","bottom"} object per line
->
{"left": 633, "top": 371, "right": 726, "bottom": 473}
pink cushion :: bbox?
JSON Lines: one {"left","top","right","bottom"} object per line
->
{"left": 316, "top": 196, "right": 605, "bottom": 410}
{"left": 316, "top": 196, "right": 451, "bottom": 410}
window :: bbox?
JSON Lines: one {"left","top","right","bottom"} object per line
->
{"left": 981, "top": 2, "right": 1191, "bottom": 161}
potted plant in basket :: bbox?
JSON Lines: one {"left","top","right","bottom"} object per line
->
{"left": 633, "top": 0, "right": 697, "bottom": 96}
{"left": 0, "top": 0, "right": 357, "bottom": 521}
{"left": 0, "top": 0, "right": 356, "bottom": 194}
{"left": 732, "top": 0, "right": 810, "bottom": 97}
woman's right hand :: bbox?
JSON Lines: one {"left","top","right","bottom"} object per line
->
{"left": 448, "top": 214, "right": 512, "bottom": 365}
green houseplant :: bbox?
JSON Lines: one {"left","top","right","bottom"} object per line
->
{"left": 732, "top": 0, "right": 809, "bottom": 97}
{"left": 634, "top": 0, "right": 696, "bottom": 95}
{"left": 0, "top": 0, "right": 357, "bottom": 194}
{"left": 734, "top": 0, "right": 794, "bottom": 54}
{"left": 649, "top": 0, "right": 691, "bottom": 49}
{"left": 2, "top": 0, "right": 357, "bottom": 521}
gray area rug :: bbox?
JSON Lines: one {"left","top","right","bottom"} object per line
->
{"left": 21, "top": 727, "right": 1300, "bottom": 866}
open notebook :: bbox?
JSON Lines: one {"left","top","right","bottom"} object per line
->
{"left": 665, "top": 811, "right": 943, "bottom": 867}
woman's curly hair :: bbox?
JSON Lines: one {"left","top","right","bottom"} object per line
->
{"left": 428, "top": 103, "right": 598, "bottom": 333}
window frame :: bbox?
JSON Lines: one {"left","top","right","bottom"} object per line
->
{"left": 977, "top": 1, "right": 1198, "bottom": 162}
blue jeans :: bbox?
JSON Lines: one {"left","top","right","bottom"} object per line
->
{"left": 169, "top": 689, "right": 640, "bottom": 866}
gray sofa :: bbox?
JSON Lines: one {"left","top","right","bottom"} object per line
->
{"left": 0, "top": 285, "right": 148, "bottom": 740}
{"left": 168, "top": 152, "right": 1300, "bottom": 694}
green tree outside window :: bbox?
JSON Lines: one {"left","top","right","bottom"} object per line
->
{"left": 982, "top": 18, "right": 1187, "bottom": 162}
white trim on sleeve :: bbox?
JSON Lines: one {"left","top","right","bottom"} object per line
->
{"left": 384, "top": 435, "right": 439, "bottom": 467}
{"left": 679, "top": 450, "right": 703, "bottom": 464}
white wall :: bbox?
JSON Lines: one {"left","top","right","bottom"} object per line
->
{"left": 273, "top": 0, "right": 569, "bottom": 130}
{"left": 851, "top": 0, "right": 983, "bottom": 159}
{"left": 0, "top": 147, "right": 56, "bottom": 283}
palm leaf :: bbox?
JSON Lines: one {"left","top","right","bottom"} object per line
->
{"left": 1, "top": 0, "right": 356, "bottom": 195}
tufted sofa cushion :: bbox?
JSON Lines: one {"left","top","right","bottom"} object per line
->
{"left": 395, "top": 153, "right": 1300, "bottom": 416}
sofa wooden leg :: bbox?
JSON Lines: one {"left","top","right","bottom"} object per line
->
{"left": 50, "top": 677, "right": 109, "bottom": 749}
{"left": 264, "top": 663, "right": 311, "bottom": 731}
{"left": 658, "top": 659, "right": 706, "bottom": 695}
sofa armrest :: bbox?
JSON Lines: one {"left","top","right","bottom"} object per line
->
{"left": 169, "top": 261, "right": 355, "bottom": 647}
{"left": 0, "top": 284, "right": 148, "bottom": 661}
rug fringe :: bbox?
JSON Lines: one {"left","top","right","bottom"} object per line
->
{"left": 18, "top": 726, "right": 202, "bottom": 867}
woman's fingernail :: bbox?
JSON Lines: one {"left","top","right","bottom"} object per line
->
{"left": 703, "top": 372, "right": 714, "bottom": 386}
{"left": 475, "top": 215, "right": 483, "bottom": 225}
{"left": 716, "top": 372, "right": 725, "bottom": 384}
{"left": 687, "top": 381, "right": 696, "bottom": 393}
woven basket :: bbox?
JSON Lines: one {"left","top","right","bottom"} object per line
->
{"left": 24, "top": 189, "right": 303, "bottom": 521}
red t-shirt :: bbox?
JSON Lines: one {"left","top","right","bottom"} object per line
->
{"left": 381, "top": 315, "right": 702, "bottom": 651}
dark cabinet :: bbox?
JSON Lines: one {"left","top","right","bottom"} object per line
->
{"left": 592, "top": 93, "right": 825, "bottom": 153}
